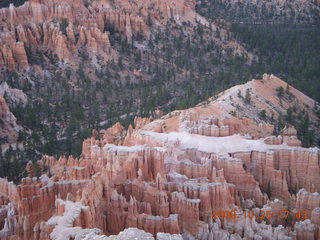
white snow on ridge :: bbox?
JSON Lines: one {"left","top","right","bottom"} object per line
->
{"left": 94, "top": 144, "right": 166, "bottom": 153}
{"left": 47, "top": 199, "right": 101, "bottom": 240}
{"left": 80, "top": 228, "right": 183, "bottom": 240}
{"left": 139, "top": 130, "right": 300, "bottom": 155}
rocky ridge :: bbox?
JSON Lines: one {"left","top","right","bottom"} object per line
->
{"left": 0, "top": 0, "right": 215, "bottom": 70}
{"left": 0, "top": 75, "right": 319, "bottom": 239}
{"left": 0, "top": 0, "right": 260, "bottom": 158}
{"left": 0, "top": 95, "right": 21, "bottom": 148}
{"left": 196, "top": 0, "right": 320, "bottom": 23}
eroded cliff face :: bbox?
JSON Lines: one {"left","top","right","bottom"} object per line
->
{"left": 0, "top": 78, "right": 319, "bottom": 239}
{"left": 0, "top": 96, "right": 21, "bottom": 147}
{"left": 0, "top": 0, "right": 212, "bottom": 71}
{"left": 132, "top": 74, "right": 319, "bottom": 150}
{"left": 197, "top": 0, "right": 320, "bottom": 24}
{"left": 0, "top": 0, "right": 264, "bottom": 167}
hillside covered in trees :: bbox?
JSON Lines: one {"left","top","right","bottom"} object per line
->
{"left": 0, "top": 0, "right": 27, "bottom": 8}
{"left": 0, "top": 0, "right": 319, "bottom": 182}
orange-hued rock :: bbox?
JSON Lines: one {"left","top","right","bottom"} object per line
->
{"left": 0, "top": 176, "right": 89, "bottom": 239}
{"left": 136, "top": 213, "right": 180, "bottom": 236}
{"left": 0, "top": 41, "right": 30, "bottom": 70}
{"left": 0, "top": 0, "right": 112, "bottom": 69}
{"left": 104, "top": 10, "right": 148, "bottom": 43}
{"left": 1, "top": 77, "right": 320, "bottom": 239}
{"left": 0, "top": 96, "right": 21, "bottom": 145}
{"left": 311, "top": 208, "right": 320, "bottom": 226}
{"left": 231, "top": 147, "right": 320, "bottom": 204}
{"left": 0, "top": 179, "right": 19, "bottom": 203}
{"left": 295, "top": 189, "right": 320, "bottom": 213}
{"left": 260, "top": 199, "right": 287, "bottom": 227}
{"left": 283, "top": 136, "right": 302, "bottom": 147}
{"left": 281, "top": 126, "right": 298, "bottom": 137}
{"left": 264, "top": 134, "right": 301, "bottom": 146}
{"left": 294, "top": 220, "right": 320, "bottom": 240}
{"left": 138, "top": 74, "right": 319, "bottom": 140}
{"left": 134, "top": 117, "right": 152, "bottom": 130}
{"left": 101, "top": 122, "right": 125, "bottom": 144}
{"left": 0, "top": 96, "right": 9, "bottom": 113}
{"left": 0, "top": 0, "right": 208, "bottom": 70}
{"left": 25, "top": 161, "right": 35, "bottom": 178}
{"left": 208, "top": 214, "right": 293, "bottom": 240}
{"left": 170, "top": 191, "right": 202, "bottom": 235}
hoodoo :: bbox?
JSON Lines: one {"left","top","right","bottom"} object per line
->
{"left": 0, "top": 75, "right": 320, "bottom": 239}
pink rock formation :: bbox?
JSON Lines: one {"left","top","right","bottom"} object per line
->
{"left": 25, "top": 161, "right": 35, "bottom": 178}
{"left": 0, "top": 0, "right": 207, "bottom": 70}
{"left": 170, "top": 191, "right": 201, "bottom": 234}
{"left": 264, "top": 134, "right": 301, "bottom": 146}
{"left": 295, "top": 189, "right": 320, "bottom": 214}
{"left": 311, "top": 208, "right": 320, "bottom": 226}
{"left": 294, "top": 220, "right": 320, "bottom": 240}
{"left": 0, "top": 176, "right": 89, "bottom": 239}
{"left": 1, "top": 77, "right": 320, "bottom": 239}
{"left": 260, "top": 199, "right": 287, "bottom": 227}
{"left": 0, "top": 96, "right": 21, "bottom": 145}
{"left": 281, "top": 125, "right": 298, "bottom": 137}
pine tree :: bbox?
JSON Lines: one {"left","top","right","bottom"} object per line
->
{"left": 244, "top": 89, "right": 251, "bottom": 104}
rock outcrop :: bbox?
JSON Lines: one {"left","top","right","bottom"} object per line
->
{"left": 0, "top": 96, "right": 21, "bottom": 146}
{"left": 0, "top": 77, "right": 320, "bottom": 239}
{"left": 0, "top": 0, "right": 209, "bottom": 70}
{"left": 295, "top": 189, "right": 320, "bottom": 214}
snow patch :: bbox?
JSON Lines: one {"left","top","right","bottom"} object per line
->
{"left": 47, "top": 199, "right": 101, "bottom": 240}
{"left": 139, "top": 131, "right": 296, "bottom": 154}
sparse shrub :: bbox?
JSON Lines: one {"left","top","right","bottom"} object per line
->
{"left": 60, "top": 18, "right": 69, "bottom": 35}
{"left": 244, "top": 89, "right": 251, "bottom": 104}
{"left": 276, "top": 86, "right": 284, "bottom": 99}
{"left": 242, "top": 163, "right": 247, "bottom": 170}
{"left": 259, "top": 110, "right": 267, "bottom": 120}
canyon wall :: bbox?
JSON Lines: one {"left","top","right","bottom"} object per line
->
{"left": 0, "top": 76, "right": 319, "bottom": 239}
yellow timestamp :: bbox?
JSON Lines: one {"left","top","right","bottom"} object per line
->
{"left": 212, "top": 210, "right": 309, "bottom": 220}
